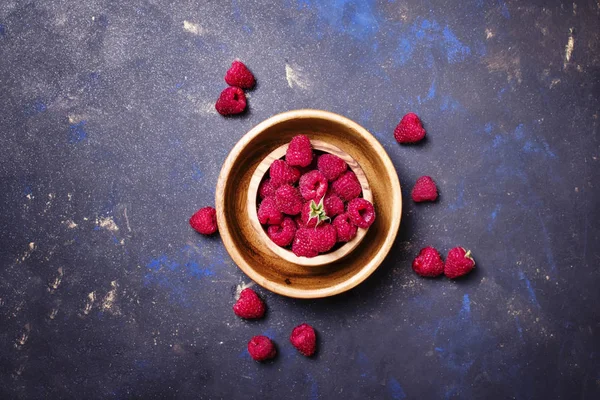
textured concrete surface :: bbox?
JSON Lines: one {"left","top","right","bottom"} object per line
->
{"left": 1, "top": 0, "right": 599, "bottom": 398}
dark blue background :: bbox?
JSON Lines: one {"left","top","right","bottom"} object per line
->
{"left": 1, "top": 0, "right": 599, "bottom": 398}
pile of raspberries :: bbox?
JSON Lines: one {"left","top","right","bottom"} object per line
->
{"left": 257, "top": 135, "right": 376, "bottom": 258}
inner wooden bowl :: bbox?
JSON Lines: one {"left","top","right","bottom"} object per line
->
{"left": 216, "top": 109, "right": 402, "bottom": 298}
{"left": 247, "top": 140, "right": 373, "bottom": 267}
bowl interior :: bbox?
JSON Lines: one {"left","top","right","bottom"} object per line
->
{"left": 216, "top": 110, "right": 402, "bottom": 298}
{"left": 247, "top": 139, "right": 373, "bottom": 267}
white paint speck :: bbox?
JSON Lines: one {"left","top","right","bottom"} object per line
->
{"left": 48, "top": 267, "right": 64, "bottom": 292}
{"left": 83, "top": 291, "right": 96, "bottom": 315}
{"left": 285, "top": 63, "right": 311, "bottom": 90}
{"left": 16, "top": 242, "right": 36, "bottom": 264}
{"left": 63, "top": 219, "right": 78, "bottom": 229}
{"left": 549, "top": 78, "right": 561, "bottom": 89}
{"left": 183, "top": 20, "right": 204, "bottom": 35}
{"left": 15, "top": 324, "right": 31, "bottom": 349}
{"left": 564, "top": 28, "right": 574, "bottom": 69}
{"left": 101, "top": 281, "right": 120, "bottom": 315}
{"left": 485, "top": 28, "right": 494, "bottom": 39}
{"left": 96, "top": 216, "right": 119, "bottom": 232}
{"left": 67, "top": 193, "right": 73, "bottom": 201}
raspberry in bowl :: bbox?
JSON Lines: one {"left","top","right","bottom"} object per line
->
{"left": 247, "top": 136, "right": 374, "bottom": 267}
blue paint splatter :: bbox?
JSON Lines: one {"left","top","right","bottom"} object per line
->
{"left": 538, "top": 216, "right": 557, "bottom": 274}
{"left": 191, "top": 165, "right": 203, "bottom": 182}
{"left": 514, "top": 124, "right": 525, "bottom": 139}
{"left": 23, "top": 185, "right": 33, "bottom": 197}
{"left": 442, "top": 27, "right": 471, "bottom": 63}
{"left": 460, "top": 294, "right": 470, "bottom": 317}
{"left": 69, "top": 121, "right": 88, "bottom": 143}
{"left": 427, "top": 78, "right": 436, "bottom": 100}
{"left": 0, "top": 23, "right": 5, "bottom": 36}
{"left": 497, "top": 0, "right": 511, "bottom": 19}
{"left": 388, "top": 377, "right": 406, "bottom": 399}
{"left": 518, "top": 271, "right": 540, "bottom": 308}
{"left": 24, "top": 99, "right": 47, "bottom": 116}
{"left": 492, "top": 135, "right": 504, "bottom": 148}
{"left": 396, "top": 38, "right": 413, "bottom": 65}
{"left": 306, "top": 374, "right": 319, "bottom": 400}
{"left": 435, "top": 347, "right": 444, "bottom": 352}
{"left": 488, "top": 204, "right": 501, "bottom": 231}
{"left": 439, "top": 95, "right": 464, "bottom": 112}
{"left": 484, "top": 122, "right": 493, "bottom": 134}
{"left": 448, "top": 179, "right": 466, "bottom": 211}
{"left": 514, "top": 316, "right": 524, "bottom": 341}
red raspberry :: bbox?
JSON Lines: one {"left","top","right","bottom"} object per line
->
{"left": 269, "top": 159, "right": 301, "bottom": 188}
{"left": 299, "top": 170, "right": 328, "bottom": 201}
{"left": 274, "top": 184, "right": 303, "bottom": 215}
{"left": 333, "top": 213, "right": 357, "bottom": 242}
{"left": 224, "top": 60, "right": 255, "bottom": 89}
{"left": 444, "top": 247, "right": 475, "bottom": 279}
{"left": 290, "top": 323, "right": 316, "bottom": 356}
{"left": 299, "top": 198, "right": 331, "bottom": 228}
{"left": 258, "top": 178, "right": 276, "bottom": 199}
{"left": 394, "top": 112, "right": 426, "bottom": 143}
{"left": 317, "top": 154, "right": 347, "bottom": 181}
{"left": 257, "top": 197, "right": 283, "bottom": 225}
{"left": 293, "top": 214, "right": 305, "bottom": 228}
{"left": 332, "top": 171, "right": 362, "bottom": 201}
{"left": 323, "top": 192, "right": 344, "bottom": 217}
{"left": 189, "top": 207, "right": 218, "bottom": 235}
{"left": 215, "top": 86, "right": 246, "bottom": 116}
{"left": 292, "top": 228, "right": 318, "bottom": 258}
{"left": 347, "top": 198, "right": 376, "bottom": 229}
{"left": 267, "top": 217, "right": 297, "bottom": 247}
{"left": 310, "top": 223, "right": 337, "bottom": 253}
{"left": 412, "top": 176, "right": 438, "bottom": 202}
{"left": 248, "top": 335, "right": 276, "bottom": 361}
{"left": 412, "top": 247, "right": 444, "bottom": 277}
{"left": 233, "top": 288, "right": 266, "bottom": 319}
{"left": 286, "top": 135, "right": 313, "bottom": 167}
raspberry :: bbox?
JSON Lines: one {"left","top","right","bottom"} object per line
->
{"left": 233, "top": 288, "right": 266, "bottom": 319}
{"left": 274, "top": 184, "right": 303, "bottom": 215}
{"left": 294, "top": 214, "right": 305, "bottom": 228}
{"left": 292, "top": 228, "right": 318, "bottom": 258}
{"left": 267, "top": 217, "right": 297, "bottom": 247}
{"left": 332, "top": 171, "right": 362, "bottom": 202}
{"left": 215, "top": 86, "right": 246, "bottom": 116}
{"left": 224, "top": 60, "right": 255, "bottom": 89}
{"left": 310, "top": 223, "right": 337, "bottom": 253}
{"left": 269, "top": 160, "right": 301, "bottom": 188}
{"left": 347, "top": 198, "right": 376, "bottom": 229}
{"left": 412, "top": 247, "right": 444, "bottom": 277}
{"left": 444, "top": 247, "right": 475, "bottom": 279}
{"left": 290, "top": 323, "right": 316, "bottom": 356}
{"left": 333, "top": 213, "right": 357, "bottom": 242}
{"left": 300, "top": 198, "right": 330, "bottom": 228}
{"left": 258, "top": 178, "right": 276, "bottom": 199}
{"left": 412, "top": 176, "right": 438, "bottom": 202}
{"left": 299, "top": 170, "right": 328, "bottom": 201}
{"left": 394, "top": 112, "right": 426, "bottom": 143}
{"left": 248, "top": 335, "right": 277, "bottom": 361}
{"left": 323, "top": 192, "right": 344, "bottom": 217}
{"left": 317, "top": 154, "right": 347, "bottom": 181}
{"left": 257, "top": 197, "right": 283, "bottom": 225}
{"left": 189, "top": 207, "right": 218, "bottom": 235}
{"left": 286, "top": 135, "right": 313, "bottom": 167}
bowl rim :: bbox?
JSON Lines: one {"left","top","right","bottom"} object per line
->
{"left": 215, "top": 109, "right": 402, "bottom": 298}
{"left": 247, "top": 139, "right": 373, "bottom": 267}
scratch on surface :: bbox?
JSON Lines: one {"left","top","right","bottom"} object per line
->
{"left": 101, "top": 281, "right": 121, "bottom": 315}
{"left": 572, "top": 3, "right": 577, "bottom": 15}
{"left": 96, "top": 216, "right": 119, "bottom": 232}
{"left": 49, "top": 307, "right": 59, "bottom": 320}
{"left": 285, "top": 63, "right": 311, "bottom": 90}
{"left": 183, "top": 20, "right": 204, "bottom": 35}
{"left": 564, "top": 28, "right": 574, "bottom": 69}
{"left": 48, "top": 267, "right": 64, "bottom": 292}
{"left": 549, "top": 78, "right": 561, "bottom": 89}
{"left": 83, "top": 291, "right": 96, "bottom": 315}
{"left": 123, "top": 207, "right": 132, "bottom": 232}
{"left": 16, "top": 242, "right": 36, "bottom": 264}
{"left": 63, "top": 219, "right": 78, "bottom": 229}
{"left": 15, "top": 324, "right": 31, "bottom": 349}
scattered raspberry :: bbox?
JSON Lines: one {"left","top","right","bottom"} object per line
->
{"left": 323, "top": 193, "right": 344, "bottom": 217}
{"left": 215, "top": 86, "right": 246, "bottom": 116}
{"left": 274, "top": 184, "right": 303, "bottom": 215}
{"left": 317, "top": 154, "right": 347, "bottom": 181}
{"left": 412, "top": 176, "right": 438, "bottom": 202}
{"left": 258, "top": 178, "right": 276, "bottom": 199}
{"left": 248, "top": 335, "right": 276, "bottom": 361}
{"left": 347, "top": 198, "right": 376, "bottom": 229}
{"left": 267, "top": 217, "right": 297, "bottom": 247}
{"left": 233, "top": 288, "right": 266, "bottom": 319}
{"left": 310, "top": 223, "right": 337, "bottom": 253}
{"left": 292, "top": 228, "right": 318, "bottom": 258}
{"left": 189, "top": 207, "right": 218, "bottom": 235}
{"left": 394, "top": 112, "right": 426, "bottom": 143}
{"left": 286, "top": 135, "right": 313, "bottom": 167}
{"left": 299, "top": 170, "right": 328, "bottom": 201}
{"left": 332, "top": 171, "right": 362, "bottom": 201}
{"left": 257, "top": 197, "right": 283, "bottom": 225}
{"left": 224, "top": 60, "right": 256, "bottom": 89}
{"left": 290, "top": 323, "right": 316, "bottom": 356}
{"left": 444, "top": 247, "right": 475, "bottom": 279}
{"left": 412, "top": 247, "right": 444, "bottom": 277}
{"left": 333, "top": 213, "right": 357, "bottom": 242}
{"left": 269, "top": 160, "right": 301, "bottom": 188}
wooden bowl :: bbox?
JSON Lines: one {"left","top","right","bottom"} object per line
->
{"left": 216, "top": 110, "right": 402, "bottom": 298}
{"left": 247, "top": 139, "right": 373, "bottom": 267}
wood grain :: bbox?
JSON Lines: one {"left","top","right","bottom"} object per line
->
{"left": 216, "top": 109, "right": 402, "bottom": 298}
{"left": 247, "top": 140, "right": 373, "bottom": 267}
